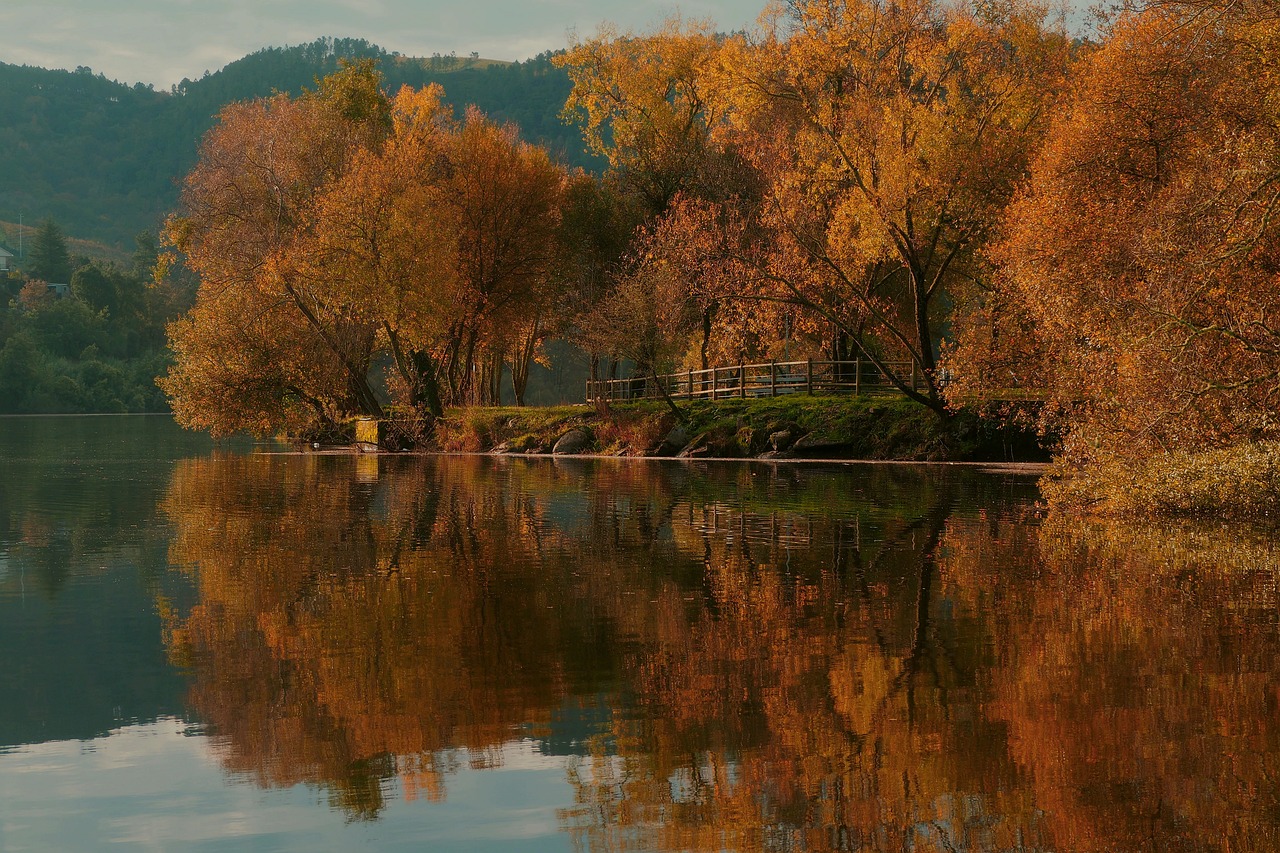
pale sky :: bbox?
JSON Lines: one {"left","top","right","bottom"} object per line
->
{"left": 0, "top": 1, "right": 774, "bottom": 88}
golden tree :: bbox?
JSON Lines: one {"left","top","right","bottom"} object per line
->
{"left": 561, "top": 2, "right": 1071, "bottom": 413}
{"left": 556, "top": 18, "right": 730, "bottom": 218}
{"left": 162, "top": 61, "right": 393, "bottom": 436}
{"left": 556, "top": 19, "right": 745, "bottom": 377}
{"left": 987, "top": 0, "right": 1280, "bottom": 467}
{"left": 437, "top": 107, "right": 567, "bottom": 406}
{"left": 163, "top": 63, "right": 569, "bottom": 438}
{"left": 297, "top": 84, "right": 459, "bottom": 420}
{"left": 698, "top": 0, "right": 1072, "bottom": 414}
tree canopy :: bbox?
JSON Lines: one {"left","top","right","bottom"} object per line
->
{"left": 162, "top": 63, "right": 571, "bottom": 440}
{"left": 555, "top": 1, "right": 1072, "bottom": 415}
{"left": 947, "top": 0, "right": 1280, "bottom": 470}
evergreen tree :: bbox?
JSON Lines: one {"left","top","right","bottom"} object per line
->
{"left": 131, "top": 231, "right": 159, "bottom": 280}
{"left": 26, "top": 219, "right": 72, "bottom": 283}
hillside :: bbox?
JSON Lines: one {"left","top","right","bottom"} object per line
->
{"left": 0, "top": 38, "right": 593, "bottom": 247}
{"left": 0, "top": 219, "right": 130, "bottom": 267}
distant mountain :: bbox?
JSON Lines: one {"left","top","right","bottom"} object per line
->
{"left": 0, "top": 37, "right": 594, "bottom": 248}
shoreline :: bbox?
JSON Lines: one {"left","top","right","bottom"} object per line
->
{"left": 259, "top": 446, "right": 1049, "bottom": 475}
{"left": 426, "top": 396, "right": 1051, "bottom": 465}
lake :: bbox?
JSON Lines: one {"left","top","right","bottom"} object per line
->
{"left": 1, "top": 415, "right": 1277, "bottom": 852}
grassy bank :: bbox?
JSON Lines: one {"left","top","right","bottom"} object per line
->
{"left": 431, "top": 394, "right": 1048, "bottom": 462}
{"left": 1044, "top": 441, "right": 1280, "bottom": 519}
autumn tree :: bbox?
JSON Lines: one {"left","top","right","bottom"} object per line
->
{"left": 985, "top": 0, "right": 1280, "bottom": 474}
{"left": 162, "top": 60, "right": 393, "bottom": 438}
{"left": 577, "top": 233, "right": 701, "bottom": 419}
{"left": 436, "top": 107, "right": 567, "bottom": 406}
{"left": 295, "top": 84, "right": 457, "bottom": 422}
{"left": 560, "top": 2, "right": 1071, "bottom": 414}
{"left": 688, "top": 0, "right": 1073, "bottom": 415}
{"left": 557, "top": 20, "right": 762, "bottom": 377}
{"left": 163, "top": 61, "right": 569, "bottom": 438}
{"left": 556, "top": 18, "right": 730, "bottom": 219}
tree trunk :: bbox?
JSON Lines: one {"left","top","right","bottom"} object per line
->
{"left": 511, "top": 317, "right": 542, "bottom": 407}
{"left": 700, "top": 302, "right": 716, "bottom": 371}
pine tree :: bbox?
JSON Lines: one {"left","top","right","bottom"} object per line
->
{"left": 25, "top": 218, "right": 72, "bottom": 283}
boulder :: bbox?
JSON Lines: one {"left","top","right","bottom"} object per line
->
{"left": 791, "top": 431, "right": 850, "bottom": 456}
{"left": 656, "top": 425, "right": 690, "bottom": 456}
{"left": 552, "top": 428, "right": 593, "bottom": 455}
{"left": 769, "top": 428, "right": 798, "bottom": 452}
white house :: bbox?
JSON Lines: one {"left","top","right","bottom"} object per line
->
{"left": 0, "top": 247, "right": 13, "bottom": 272}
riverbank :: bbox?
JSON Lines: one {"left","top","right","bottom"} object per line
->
{"left": 429, "top": 395, "right": 1049, "bottom": 463}
{"left": 1043, "top": 441, "right": 1280, "bottom": 519}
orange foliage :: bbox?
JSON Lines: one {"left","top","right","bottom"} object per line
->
{"left": 975, "top": 0, "right": 1280, "bottom": 463}
{"left": 162, "top": 62, "right": 569, "bottom": 439}
{"left": 157, "top": 453, "right": 1280, "bottom": 844}
{"left": 559, "top": 1, "right": 1072, "bottom": 413}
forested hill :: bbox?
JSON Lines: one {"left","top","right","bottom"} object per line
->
{"left": 0, "top": 37, "right": 590, "bottom": 247}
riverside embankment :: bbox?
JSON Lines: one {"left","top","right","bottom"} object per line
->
{"left": 429, "top": 396, "right": 1048, "bottom": 462}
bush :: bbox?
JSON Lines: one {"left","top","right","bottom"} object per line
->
{"left": 1044, "top": 441, "right": 1280, "bottom": 519}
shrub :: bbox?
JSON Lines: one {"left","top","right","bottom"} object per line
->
{"left": 1044, "top": 441, "right": 1280, "bottom": 519}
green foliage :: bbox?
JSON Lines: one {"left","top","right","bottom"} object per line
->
{"left": 25, "top": 219, "right": 72, "bottom": 283}
{"left": 70, "top": 264, "right": 116, "bottom": 313}
{"left": 0, "top": 40, "right": 595, "bottom": 247}
{"left": 0, "top": 250, "right": 179, "bottom": 413}
{"left": 29, "top": 297, "right": 105, "bottom": 358}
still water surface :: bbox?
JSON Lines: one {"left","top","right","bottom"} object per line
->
{"left": 1, "top": 415, "right": 1278, "bottom": 851}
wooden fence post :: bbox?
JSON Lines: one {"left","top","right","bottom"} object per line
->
{"left": 687, "top": 370, "right": 693, "bottom": 400}
{"left": 806, "top": 358, "right": 814, "bottom": 395}
{"left": 738, "top": 363, "right": 746, "bottom": 398}
{"left": 855, "top": 359, "right": 860, "bottom": 396}
{"left": 770, "top": 362, "right": 777, "bottom": 397}
{"left": 711, "top": 368, "right": 718, "bottom": 401}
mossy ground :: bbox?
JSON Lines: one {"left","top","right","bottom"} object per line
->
{"left": 431, "top": 393, "right": 1048, "bottom": 462}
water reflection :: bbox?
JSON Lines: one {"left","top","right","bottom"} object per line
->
{"left": 981, "top": 519, "right": 1280, "bottom": 852}
{"left": 158, "top": 454, "right": 1280, "bottom": 851}
{"left": 0, "top": 416, "right": 221, "bottom": 748}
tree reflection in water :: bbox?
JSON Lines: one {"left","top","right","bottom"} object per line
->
{"left": 158, "top": 454, "right": 1280, "bottom": 850}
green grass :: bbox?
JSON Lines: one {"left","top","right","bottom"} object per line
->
{"left": 429, "top": 393, "right": 1037, "bottom": 461}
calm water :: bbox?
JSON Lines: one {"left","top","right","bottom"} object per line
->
{"left": 1, "top": 416, "right": 1278, "bottom": 852}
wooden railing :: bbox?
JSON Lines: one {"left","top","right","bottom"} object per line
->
{"left": 585, "top": 359, "right": 927, "bottom": 403}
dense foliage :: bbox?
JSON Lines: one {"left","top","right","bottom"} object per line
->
{"left": 943, "top": 0, "right": 1280, "bottom": 509}
{"left": 0, "top": 231, "right": 189, "bottom": 413}
{"left": 557, "top": 4, "right": 1072, "bottom": 414}
{"left": 553, "top": 0, "right": 1280, "bottom": 512}
{"left": 7, "top": 4, "right": 1277, "bottom": 513}
{"left": 162, "top": 63, "right": 572, "bottom": 440}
